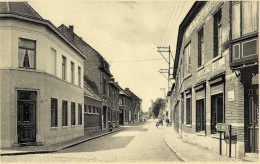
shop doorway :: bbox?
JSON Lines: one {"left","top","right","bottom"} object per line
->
{"left": 211, "top": 93, "right": 224, "bottom": 134}
{"left": 17, "top": 90, "right": 37, "bottom": 144}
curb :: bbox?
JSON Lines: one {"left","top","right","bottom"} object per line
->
{"left": 1, "top": 127, "right": 124, "bottom": 156}
{"left": 163, "top": 135, "right": 188, "bottom": 162}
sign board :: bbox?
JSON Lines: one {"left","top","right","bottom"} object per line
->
{"left": 216, "top": 123, "right": 230, "bottom": 132}
{"left": 228, "top": 91, "right": 235, "bottom": 101}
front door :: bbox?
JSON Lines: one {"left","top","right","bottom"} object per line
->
{"left": 103, "top": 107, "right": 107, "bottom": 128}
{"left": 246, "top": 86, "right": 259, "bottom": 153}
{"left": 17, "top": 91, "right": 37, "bottom": 143}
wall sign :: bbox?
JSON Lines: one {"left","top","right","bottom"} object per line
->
{"left": 197, "top": 57, "right": 225, "bottom": 77}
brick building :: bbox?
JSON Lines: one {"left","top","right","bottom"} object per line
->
{"left": 0, "top": 2, "right": 85, "bottom": 147}
{"left": 171, "top": 1, "right": 258, "bottom": 159}
{"left": 84, "top": 84, "right": 102, "bottom": 134}
{"left": 119, "top": 87, "right": 132, "bottom": 125}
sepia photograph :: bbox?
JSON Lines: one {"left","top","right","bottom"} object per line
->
{"left": 0, "top": 0, "right": 259, "bottom": 162}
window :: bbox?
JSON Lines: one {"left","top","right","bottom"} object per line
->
{"left": 62, "top": 56, "right": 67, "bottom": 80}
{"left": 184, "top": 43, "right": 191, "bottom": 75}
{"left": 88, "top": 105, "right": 92, "bottom": 113}
{"left": 196, "top": 99, "right": 205, "bottom": 132}
{"left": 119, "top": 99, "right": 123, "bottom": 105}
{"left": 214, "top": 9, "right": 222, "bottom": 57}
{"left": 108, "top": 85, "right": 111, "bottom": 98}
{"left": 186, "top": 97, "right": 192, "bottom": 125}
{"left": 211, "top": 93, "right": 224, "bottom": 134}
{"left": 51, "top": 98, "right": 58, "bottom": 127}
{"left": 92, "top": 106, "right": 96, "bottom": 113}
{"left": 84, "top": 104, "right": 87, "bottom": 114}
{"left": 198, "top": 28, "right": 204, "bottom": 67}
{"left": 50, "top": 48, "right": 56, "bottom": 75}
{"left": 78, "top": 66, "right": 81, "bottom": 87}
{"left": 18, "top": 38, "right": 36, "bottom": 69}
{"left": 113, "top": 90, "right": 115, "bottom": 101}
{"left": 232, "top": 1, "right": 258, "bottom": 39}
{"left": 71, "top": 62, "right": 74, "bottom": 84}
{"left": 78, "top": 104, "right": 82, "bottom": 125}
{"left": 103, "top": 78, "right": 107, "bottom": 96}
{"left": 62, "top": 100, "right": 68, "bottom": 126}
{"left": 71, "top": 102, "right": 76, "bottom": 126}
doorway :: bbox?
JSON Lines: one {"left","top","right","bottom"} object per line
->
{"left": 17, "top": 90, "right": 37, "bottom": 144}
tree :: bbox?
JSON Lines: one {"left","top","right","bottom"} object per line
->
{"left": 152, "top": 98, "right": 166, "bottom": 118}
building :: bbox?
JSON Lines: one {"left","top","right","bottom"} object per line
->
{"left": 84, "top": 84, "right": 102, "bottom": 134}
{"left": 0, "top": 2, "right": 85, "bottom": 148}
{"left": 58, "top": 25, "right": 118, "bottom": 131}
{"left": 171, "top": 1, "right": 258, "bottom": 159}
{"left": 109, "top": 79, "right": 120, "bottom": 128}
{"left": 119, "top": 87, "right": 132, "bottom": 125}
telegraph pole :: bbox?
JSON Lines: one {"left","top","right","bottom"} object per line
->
{"left": 157, "top": 45, "right": 174, "bottom": 92}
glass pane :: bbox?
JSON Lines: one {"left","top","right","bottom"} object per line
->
{"left": 28, "top": 50, "right": 35, "bottom": 68}
{"left": 23, "top": 103, "right": 31, "bottom": 121}
{"left": 242, "top": 1, "right": 258, "bottom": 35}
{"left": 232, "top": 3, "right": 241, "bottom": 39}
{"left": 19, "top": 38, "right": 35, "bottom": 49}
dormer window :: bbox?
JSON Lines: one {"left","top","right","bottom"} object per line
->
{"left": 18, "top": 38, "right": 36, "bottom": 69}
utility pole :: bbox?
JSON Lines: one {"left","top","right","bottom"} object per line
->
{"left": 157, "top": 45, "right": 174, "bottom": 92}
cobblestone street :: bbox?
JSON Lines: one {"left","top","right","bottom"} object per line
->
{"left": 1, "top": 122, "right": 180, "bottom": 162}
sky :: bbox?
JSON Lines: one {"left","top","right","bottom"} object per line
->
{"left": 25, "top": 0, "right": 194, "bottom": 112}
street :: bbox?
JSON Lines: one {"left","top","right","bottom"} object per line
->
{"left": 1, "top": 121, "right": 181, "bottom": 162}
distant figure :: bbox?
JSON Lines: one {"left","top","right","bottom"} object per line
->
{"left": 155, "top": 118, "right": 159, "bottom": 128}
{"left": 166, "top": 118, "right": 170, "bottom": 127}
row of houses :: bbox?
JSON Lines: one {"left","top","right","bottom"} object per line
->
{"left": 0, "top": 2, "right": 142, "bottom": 148}
{"left": 168, "top": 1, "right": 258, "bottom": 159}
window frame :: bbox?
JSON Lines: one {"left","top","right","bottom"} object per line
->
{"left": 62, "top": 56, "right": 67, "bottom": 80}
{"left": 186, "top": 95, "right": 192, "bottom": 125}
{"left": 78, "top": 66, "right": 81, "bottom": 87}
{"left": 62, "top": 100, "right": 68, "bottom": 127}
{"left": 78, "top": 103, "right": 82, "bottom": 125}
{"left": 198, "top": 27, "right": 204, "bottom": 67}
{"left": 71, "top": 62, "right": 75, "bottom": 84}
{"left": 51, "top": 98, "right": 58, "bottom": 127}
{"left": 71, "top": 102, "right": 76, "bottom": 126}
{"left": 18, "top": 38, "right": 36, "bottom": 69}
{"left": 213, "top": 9, "right": 222, "bottom": 58}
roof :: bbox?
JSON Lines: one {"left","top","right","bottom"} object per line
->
{"left": 0, "top": 2, "right": 86, "bottom": 60}
{"left": 84, "top": 84, "right": 102, "bottom": 101}
{"left": 0, "top": 2, "right": 43, "bottom": 20}
{"left": 124, "top": 88, "right": 142, "bottom": 101}
{"left": 173, "top": 2, "right": 206, "bottom": 79}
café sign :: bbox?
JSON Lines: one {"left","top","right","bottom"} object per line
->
{"left": 216, "top": 123, "right": 230, "bottom": 132}
{"left": 197, "top": 57, "right": 225, "bottom": 77}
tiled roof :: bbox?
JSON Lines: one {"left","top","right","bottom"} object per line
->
{"left": 0, "top": 2, "right": 43, "bottom": 20}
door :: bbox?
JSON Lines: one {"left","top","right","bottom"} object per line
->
{"left": 211, "top": 93, "right": 224, "bottom": 134}
{"left": 17, "top": 91, "right": 37, "bottom": 143}
{"left": 246, "top": 87, "right": 259, "bottom": 153}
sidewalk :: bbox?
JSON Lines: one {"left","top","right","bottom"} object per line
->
{"left": 162, "top": 126, "right": 243, "bottom": 162}
{"left": 0, "top": 127, "right": 124, "bottom": 156}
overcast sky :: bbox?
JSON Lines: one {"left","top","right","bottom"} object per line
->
{"left": 27, "top": 0, "right": 194, "bottom": 112}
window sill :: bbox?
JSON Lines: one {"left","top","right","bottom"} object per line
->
{"left": 71, "top": 125, "right": 75, "bottom": 128}
{"left": 51, "top": 127, "right": 58, "bottom": 130}
{"left": 196, "top": 131, "right": 206, "bottom": 136}
{"left": 78, "top": 125, "right": 82, "bottom": 127}
{"left": 62, "top": 126, "right": 68, "bottom": 129}
{"left": 197, "top": 65, "right": 204, "bottom": 72}
{"left": 183, "top": 74, "right": 192, "bottom": 80}
{"left": 204, "top": 55, "right": 222, "bottom": 67}
{"left": 185, "top": 124, "right": 192, "bottom": 127}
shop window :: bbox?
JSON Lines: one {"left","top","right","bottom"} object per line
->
{"left": 62, "top": 56, "right": 67, "bottom": 80}
{"left": 196, "top": 99, "right": 205, "bottom": 132}
{"left": 211, "top": 93, "right": 224, "bottom": 134}
{"left": 232, "top": 1, "right": 258, "bottom": 39}
{"left": 78, "top": 104, "right": 82, "bottom": 125}
{"left": 18, "top": 38, "right": 36, "bottom": 69}
{"left": 214, "top": 9, "right": 222, "bottom": 57}
{"left": 71, "top": 102, "right": 75, "bottom": 126}
{"left": 62, "top": 100, "right": 68, "bottom": 126}
{"left": 186, "top": 97, "right": 192, "bottom": 125}
{"left": 198, "top": 27, "right": 204, "bottom": 67}
{"left": 51, "top": 98, "right": 58, "bottom": 127}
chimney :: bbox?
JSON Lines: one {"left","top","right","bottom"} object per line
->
{"left": 111, "top": 78, "right": 115, "bottom": 82}
{"left": 69, "top": 25, "right": 74, "bottom": 32}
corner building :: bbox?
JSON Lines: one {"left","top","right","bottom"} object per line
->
{"left": 0, "top": 2, "right": 85, "bottom": 148}
{"left": 171, "top": 1, "right": 258, "bottom": 159}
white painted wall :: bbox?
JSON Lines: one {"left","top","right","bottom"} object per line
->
{"left": 0, "top": 19, "right": 84, "bottom": 88}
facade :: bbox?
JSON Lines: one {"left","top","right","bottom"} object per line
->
{"left": 119, "top": 88, "right": 132, "bottom": 125}
{"left": 125, "top": 88, "right": 142, "bottom": 123}
{"left": 109, "top": 79, "right": 120, "bottom": 128}
{"left": 84, "top": 84, "right": 102, "bottom": 134}
{"left": 58, "top": 24, "right": 118, "bottom": 131}
{"left": 0, "top": 2, "right": 85, "bottom": 148}
{"left": 171, "top": 1, "right": 258, "bottom": 159}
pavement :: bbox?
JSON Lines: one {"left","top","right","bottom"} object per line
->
{"left": 162, "top": 123, "right": 245, "bottom": 162}
{"left": 0, "top": 126, "right": 124, "bottom": 156}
